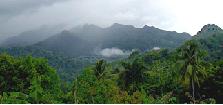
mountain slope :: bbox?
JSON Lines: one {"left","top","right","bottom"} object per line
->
{"left": 34, "top": 30, "right": 97, "bottom": 57}
{"left": 33, "top": 23, "right": 191, "bottom": 57}
{"left": 195, "top": 24, "right": 223, "bottom": 38}
{"left": 0, "top": 25, "right": 64, "bottom": 47}
{"left": 194, "top": 24, "right": 223, "bottom": 61}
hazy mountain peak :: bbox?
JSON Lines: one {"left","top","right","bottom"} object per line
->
{"left": 110, "top": 23, "right": 135, "bottom": 29}
{"left": 71, "top": 24, "right": 102, "bottom": 33}
{"left": 143, "top": 25, "right": 154, "bottom": 28}
{"left": 0, "top": 25, "right": 64, "bottom": 47}
{"left": 143, "top": 25, "right": 158, "bottom": 30}
{"left": 61, "top": 30, "right": 71, "bottom": 34}
{"left": 82, "top": 24, "right": 102, "bottom": 29}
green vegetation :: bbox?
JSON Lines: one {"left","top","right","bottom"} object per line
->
{"left": 0, "top": 54, "right": 62, "bottom": 103}
{"left": 67, "top": 39, "right": 220, "bottom": 103}
{"left": 0, "top": 24, "right": 223, "bottom": 103}
{"left": 177, "top": 40, "right": 207, "bottom": 102}
{"left": 0, "top": 47, "right": 98, "bottom": 82}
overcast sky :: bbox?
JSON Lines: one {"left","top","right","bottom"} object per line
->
{"left": 0, "top": 0, "right": 223, "bottom": 39}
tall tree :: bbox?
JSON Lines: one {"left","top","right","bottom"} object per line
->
{"left": 119, "top": 58, "right": 147, "bottom": 93}
{"left": 94, "top": 60, "right": 106, "bottom": 79}
{"left": 178, "top": 40, "right": 207, "bottom": 102}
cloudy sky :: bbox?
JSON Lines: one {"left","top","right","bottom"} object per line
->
{"left": 0, "top": 0, "right": 223, "bottom": 39}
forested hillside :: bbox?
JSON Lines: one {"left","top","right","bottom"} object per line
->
{"left": 33, "top": 23, "right": 191, "bottom": 57}
{"left": 0, "top": 47, "right": 99, "bottom": 82}
{"left": 1, "top": 24, "right": 223, "bottom": 104}
{"left": 195, "top": 24, "right": 223, "bottom": 61}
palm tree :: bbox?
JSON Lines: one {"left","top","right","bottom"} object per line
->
{"left": 178, "top": 40, "right": 207, "bottom": 102}
{"left": 94, "top": 59, "right": 106, "bottom": 79}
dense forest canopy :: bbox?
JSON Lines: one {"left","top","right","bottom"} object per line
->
{"left": 0, "top": 24, "right": 223, "bottom": 104}
{"left": 0, "top": 47, "right": 99, "bottom": 82}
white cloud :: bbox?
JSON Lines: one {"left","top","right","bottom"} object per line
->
{"left": 164, "top": 0, "right": 223, "bottom": 35}
{"left": 152, "top": 47, "right": 161, "bottom": 50}
{"left": 99, "top": 47, "right": 131, "bottom": 58}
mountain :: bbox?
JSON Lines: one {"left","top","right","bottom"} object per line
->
{"left": 0, "top": 23, "right": 192, "bottom": 81}
{"left": 194, "top": 24, "right": 223, "bottom": 61}
{"left": 0, "top": 25, "right": 65, "bottom": 47}
{"left": 195, "top": 24, "right": 223, "bottom": 38}
{"left": 33, "top": 23, "right": 191, "bottom": 57}
{"left": 34, "top": 30, "right": 97, "bottom": 57}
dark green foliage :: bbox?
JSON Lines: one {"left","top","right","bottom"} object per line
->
{"left": 0, "top": 54, "right": 62, "bottom": 104}
{"left": 194, "top": 24, "right": 223, "bottom": 61}
{"left": 118, "top": 58, "right": 147, "bottom": 93}
{"left": 199, "top": 60, "right": 223, "bottom": 103}
{"left": 144, "top": 49, "right": 168, "bottom": 64}
{"left": 177, "top": 40, "right": 208, "bottom": 102}
{"left": 94, "top": 60, "right": 106, "bottom": 79}
{"left": 0, "top": 47, "right": 98, "bottom": 82}
{"left": 198, "top": 32, "right": 223, "bottom": 61}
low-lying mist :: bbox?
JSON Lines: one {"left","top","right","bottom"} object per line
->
{"left": 95, "top": 47, "right": 132, "bottom": 58}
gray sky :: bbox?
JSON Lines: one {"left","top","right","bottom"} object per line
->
{"left": 0, "top": 0, "right": 223, "bottom": 39}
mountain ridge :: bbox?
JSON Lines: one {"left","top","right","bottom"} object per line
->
{"left": 31, "top": 23, "right": 191, "bottom": 57}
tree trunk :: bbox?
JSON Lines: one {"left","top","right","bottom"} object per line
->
{"left": 73, "top": 78, "right": 78, "bottom": 104}
{"left": 192, "top": 76, "right": 195, "bottom": 103}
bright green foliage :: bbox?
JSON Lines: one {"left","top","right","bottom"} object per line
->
{"left": 0, "top": 92, "right": 28, "bottom": 104}
{"left": 145, "top": 60, "right": 180, "bottom": 97}
{"left": 70, "top": 67, "right": 157, "bottom": 104}
{"left": 28, "top": 76, "right": 43, "bottom": 104}
{"left": 71, "top": 67, "right": 120, "bottom": 104}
